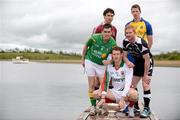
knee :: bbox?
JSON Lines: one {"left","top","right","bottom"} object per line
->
{"left": 127, "top": 88, "right": 138, "bottom": 102}
{"left": 142, "top": 82, "right": 151, "bottom": 90}
{"left": 131, "top": 80, "right": 138, "bottom": 88}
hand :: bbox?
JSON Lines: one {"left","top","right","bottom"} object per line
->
{"left": 143, "top": 75, "right": 151, "bottom": 85}
{"left": 126, "top": 61, "right": 135, "bottom": 68}
{"left": 97, "top": 89, "right": 102, "bottom": 97}
{"left": 93, "top": 89, "right": 102, "bottom": 99}
{"left": 97, "top": 98, "right": 105, "bottom": 107}
{"left": 118, "top": 98, "right": 125, "bottom": 109}
{"left": 81, "top": 60, "right": 85, "bottom": 67}
{"left": 102, "top": 60, "right": 111, "bottom": 65}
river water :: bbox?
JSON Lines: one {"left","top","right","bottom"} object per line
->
{"left": 0, "top": 61, "right": 179, "bottom": 120}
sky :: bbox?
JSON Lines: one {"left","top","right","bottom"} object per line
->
{"left": 0, "top": 0, "right": 180, "bottom": 54}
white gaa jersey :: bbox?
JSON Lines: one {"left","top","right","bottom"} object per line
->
{"left": 107, "top": 63, "right": 133, "bottom": 97}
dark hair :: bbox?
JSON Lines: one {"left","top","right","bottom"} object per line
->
{"left": 112, "top": 46, "right": 123, "bottom": 53}
{"left": 103, "top": 8, "right": 115, "bottom": 16}
{"left": 103, "top": 23, "right": 112, "bottom": 29}
{"left": 131, "top": 4, "right": 141, "bottom": 12}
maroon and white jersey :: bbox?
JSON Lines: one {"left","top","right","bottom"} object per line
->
{"left": 92, "top": 23, "right": 117, "bottom": 40}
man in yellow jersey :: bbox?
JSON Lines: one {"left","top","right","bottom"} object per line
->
{"left": 126, "top": 4, "right": 153, "bottom": 49}
{"left": 125, "top": 4, "right": 154, "bottom": 118}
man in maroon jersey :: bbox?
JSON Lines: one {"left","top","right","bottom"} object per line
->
{"left": 91, "top": 8, "right": 117, "bottom": 104}
{"left": 93, "top": 8, "right": 117, "bottom": 40}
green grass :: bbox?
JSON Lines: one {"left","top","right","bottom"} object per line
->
{"left": 153, "top": 51, "right": 180, "bottom": 60}
{"left": 0, "top": 52, "right": 81, "bottom": 60}
{"left": 1, "top": 50, "right": 180, "bottom": 61}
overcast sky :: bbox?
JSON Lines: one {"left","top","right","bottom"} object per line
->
{"left": 0, "top": 0, "right": 180, "bottom": 54}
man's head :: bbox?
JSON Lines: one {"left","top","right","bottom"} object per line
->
{"left": 103, "top": 8, "right": 115, "bottom": 24}
{"left": 102, "top": 23, "right": 112, "bottom": 41}
{"left": 131, "top": 4, "right": 141, "bottom": 20}
{"left": 112, "top": 46, "right": 123, "bottom": 63}
{"left": 124, "top": 25, "right": 136, "bottom": 43}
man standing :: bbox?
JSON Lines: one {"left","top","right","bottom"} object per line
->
{"left": 126, "top": 4, "right": 153, "bottom": 49}
{"left": 93, "top": 8, "right": 117, "bottom": 40}
{"left": 125, "top": 4, "right": 154, "bottom": 117}
{"left": 93, "top": 8, "right": 117, "bottom": 92}
{"left": 123, "top": 25, "right": 153, "bottom": 118}
{"left": 82, "top": 24, "right": 116, "bottom": 115}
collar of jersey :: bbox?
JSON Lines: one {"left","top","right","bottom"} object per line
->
{"left": 133, "top": 17, "right": 144, "bottom": 22}
{"left": 112, "top": 60, "right": 124, "bottom": 68}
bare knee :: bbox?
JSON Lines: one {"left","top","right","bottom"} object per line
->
{"left": 88, "top": 77, "right": 95, "bottom": 91}
{"left": 127, "top": 88, "right": 138, "bottom": 102}
{"left": 131, "top": 76, "right": 141, "bottom": 88}
{"left": 142, "top": 81, "right": 151, "bottom": 90}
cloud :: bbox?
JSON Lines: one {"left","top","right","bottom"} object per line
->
{"left": 0, "top": 0, "right": 180, "bottom": 54}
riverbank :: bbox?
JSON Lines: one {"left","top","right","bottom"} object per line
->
{"left": 1, "top": 59, "right": 180, "bottom": 67}
{"left": 33, "top": 60, "right": 180, "bottom": 67}
{"left": 32, "top": 59, "right": 81, "bottom": 64}
{"left": 154, "top": 60, "right": 180, "bottom": 67}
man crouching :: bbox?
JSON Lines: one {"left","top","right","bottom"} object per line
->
{"left": 93, "top": 46, "right": 138, "bottom": 117}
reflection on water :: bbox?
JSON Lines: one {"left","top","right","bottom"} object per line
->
{"left": 0, "top": 61, "right": 180, "bottom": 120}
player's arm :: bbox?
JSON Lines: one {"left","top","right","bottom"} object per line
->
{"left": 146, "top": 21, "right": 153, "bottom": 49}
{"left": 101, "top": 68, "right": 109, "bottom": 98}
{"left": 147, "top": 35, "right": 153, "bottom": 49}
{"left": 81, "top": 45, "right": 87, "bottom": 67}
{"left": 122, "top": 65, "right": 133, "bottom": 97}
{"left": 123, "top": 50, "right": 134, "bottom": 68}
{"left": 123, "top": 40, "right": 135, "bottom": 68}
{"left": 141, "top": 39, "right": 150, "bottom": 76}
{"left": 81, "top": 37, "right": 93, "bottom": 67}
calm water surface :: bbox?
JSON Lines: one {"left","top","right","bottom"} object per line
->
{"left": 0, "top": 61, "right": 180, "bottom": 120}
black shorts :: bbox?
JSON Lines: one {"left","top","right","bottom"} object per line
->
{"left": 133, "top": 57, "right": 154, "bottom": 77}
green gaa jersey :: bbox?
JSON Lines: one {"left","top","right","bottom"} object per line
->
{"left": 85, "top": 34, "right": 116, "bottom": 65}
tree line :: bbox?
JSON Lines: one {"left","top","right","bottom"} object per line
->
{"left": 153, "top": 51, "right": 180, "bottom": 60}
{"left": 0, "top": 48, "right": 81, "bottom": 60}
{"left": 0, "top": 48, "right": 180, "bottom": 60}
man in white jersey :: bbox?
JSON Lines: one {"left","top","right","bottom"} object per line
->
{"left": 93, "top": 46, "right": 138, "bottom": 117}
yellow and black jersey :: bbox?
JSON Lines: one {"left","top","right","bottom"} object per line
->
{"left": 126, "top": 18, "right": 153, "bottom": 42}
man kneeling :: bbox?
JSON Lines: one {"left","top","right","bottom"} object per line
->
{"left": 93, "top": 46, "right": 138, "bottom": 117}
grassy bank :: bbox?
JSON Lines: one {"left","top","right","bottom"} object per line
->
{"left": 154, "top": 60, "right": 180, "bottom": 67}
{"left": 33, "top": 59, "right": 180, "bottom": 67}
{"left": 33, "top": 59, "right": 81, "bottom": 64}
{"left": 0, "top": 52, "right": 81, "bottom": 60}
{"left": 1, "top": 52, "right": 180, "bottom": 67}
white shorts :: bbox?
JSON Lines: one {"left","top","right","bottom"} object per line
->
{"left": 110, "top": 89, "right": 123, "bottom": 103}
{"left": 85, "top": 59, "right": 106, "bottom": 77}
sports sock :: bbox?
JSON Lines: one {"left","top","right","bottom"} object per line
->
{"left": 143, "top": 90, "right": 151, "bottom": 108}
{"left": 88, "top": 90, "right": 96, "bottom": 106}
{"left": 129, "top": 101, "right": 134, "bottom": 107}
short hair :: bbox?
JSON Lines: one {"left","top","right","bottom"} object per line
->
{"left": 131, "top": 4, "right": 141, "bottom": 12}
{"left": 112, "top": 46, "right": 123, "bottom": 53}
{"left": 124, "top": 25, "right": 136, "bottom": 35}
{"left": 103, "top": 23, "right": 112, "bottom": 29}
{"left": 103, "top": 8, "right": 115, "bottom": 16}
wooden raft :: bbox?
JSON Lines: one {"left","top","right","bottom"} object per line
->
{"left": 77, "top": 109, "right": 158, "bottom": 120}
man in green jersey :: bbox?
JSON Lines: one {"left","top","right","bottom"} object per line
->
{"left": 82, "top": 23, "right": 116, "bottom": 115}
